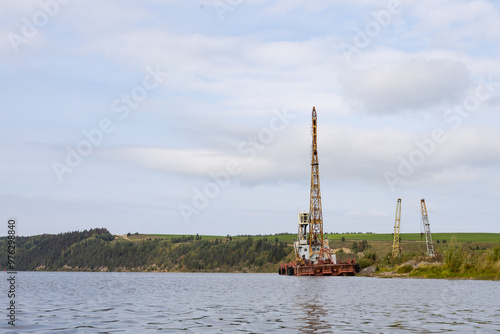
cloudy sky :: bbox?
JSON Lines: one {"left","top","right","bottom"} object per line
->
{"left": 2, "top": 0, "right": 500, "bottom": 236}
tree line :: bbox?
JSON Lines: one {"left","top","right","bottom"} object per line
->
{"left": 0, "top": 229, "right": 292, "bottom": 272}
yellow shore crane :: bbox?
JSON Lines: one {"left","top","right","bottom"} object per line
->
{"left": 421, "top": 199, "right": 435, "bottom": 256}
{"left": 392, "top": 198, "right": 402, "bottom": 258}
{"left": 308, "top": 106, "right": 324, "bottom": 259}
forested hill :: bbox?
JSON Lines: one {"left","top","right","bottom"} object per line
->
{"left": 0, "top": 229, "right": 293, "bottom": 272}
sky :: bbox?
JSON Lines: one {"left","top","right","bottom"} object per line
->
{"left": 1, "top": 0, "right": 500, "bottom": 236}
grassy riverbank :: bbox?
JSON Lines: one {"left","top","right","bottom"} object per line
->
{"left": 359, "top": 237, "right": 500, "bottom": 280}
{"left": 1, "top": 230, "right": 498, "bottom": 279}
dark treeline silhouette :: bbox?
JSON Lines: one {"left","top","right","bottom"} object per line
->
{"left": 0, "top": 228, "right": 113, "bottom": 270}
{"left": 0, "top": 229, "right": 292, "bottom": 272}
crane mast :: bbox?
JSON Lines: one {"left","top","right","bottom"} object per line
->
{"left": 308, "top": 107, "right": 324, "bottom": 258}
{"left": 421, "top": 199, "right": 435, "bottom": 256}
{"left": 392, "top": 198, "right": 402, "bottom": 258}
{"left": 282, "top": 107, "right": 358, "bottom": 275}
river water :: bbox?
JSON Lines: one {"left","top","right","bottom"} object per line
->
{"left": 1, "top": 272, "right": 499, "bottom": 333}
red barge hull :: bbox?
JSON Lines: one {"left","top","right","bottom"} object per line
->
{"left": 279, "top": 262, "right": 358, "bottom": 276}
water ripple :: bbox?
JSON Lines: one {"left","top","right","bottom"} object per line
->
{"left": 4, "top": 272, "right": 499, "bottom": 333}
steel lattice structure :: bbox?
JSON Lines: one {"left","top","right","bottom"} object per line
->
{"left": 392, "top": 198, "right": 402, "bottom": 258}
{"left": 421, "top": 199, "right": 435, "bottom": 256}
{"left": 308, "top": 107, "right": 324, "bottom": 258}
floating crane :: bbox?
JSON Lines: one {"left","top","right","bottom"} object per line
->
{"left": 392, "top": 198, "right": 402, "bottom": 258}
{"left": 421, "top": 199, "right": 435, "bottom": 256}
{"left": 308, "top": 106, "right": 324, "bottom": 259}
{"left": 279, "top": 107, "right": 358, "bottom": 276}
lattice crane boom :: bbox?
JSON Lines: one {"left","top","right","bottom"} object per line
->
{"left": 421, "top": 199, "right": 435, "bottom": 256}
{"left": 282, "top": 107, "right": 358, "bottom": 275}
{"left": 308, "top": 107, "right": 324, "bottom": 258}
{"left": 392, "top": 198, "right": 402, "bottom": 258}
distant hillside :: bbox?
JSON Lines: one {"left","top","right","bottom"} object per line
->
{"left": 0, "top": 229, "right": 293, "bottom": 272}
{"left": 2, "top": 229, "right": 498, "bottom": 278}
{"left": 0, "top": 228, "right": 113, "bottom": 271}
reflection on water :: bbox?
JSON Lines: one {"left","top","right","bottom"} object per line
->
{"left": 299, "top": 301, "right": 332, "bottom": 334}
{"left": 1, "top": 272, "right": 498, "bottom": 333}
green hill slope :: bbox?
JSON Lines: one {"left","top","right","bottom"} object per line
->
{"left": 0, "top": 229, "right": 292, "bottom": 273}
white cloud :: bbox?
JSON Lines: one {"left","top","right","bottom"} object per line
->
{"left": 340, "top": 58, "right": 471, "bottom": 114}
{"left": 409, "top": 0, "right": 500, "bottom": 49}
{"left": 434, "top": 127, "right": 500, "bottom": 167}
{"left": 428, "top": 167, "right": 479, "bottom": 185}
{"left": 101, "top": 147, "right": 238, "bottom": 176}
{"left": 97, "top": 123, "right": 500, "bottom": 191}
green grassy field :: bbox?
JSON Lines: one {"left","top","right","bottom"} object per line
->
{"left": 137, "top": 232, "right": 499, "bottom": 265}
{"left": 117, "top": 233, "right": 499, "bottom": 243}
{"left": 148, "top": 234, "right": 222, "bottom": 240}
{"left": 233, "top": 233, "right": 500, "bottom": 243}
{"left": 326, "top": 233, "right": 500, "bottom": 242}
{"left": 116, "top": 233, "right": 500, "bottom": 242}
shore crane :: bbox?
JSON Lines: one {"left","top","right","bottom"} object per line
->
{"left": 421, "top": 199, "right": 435, "bottom": 256}
{"left": 392, "top": 198, "right": 402, "bottom": 258}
